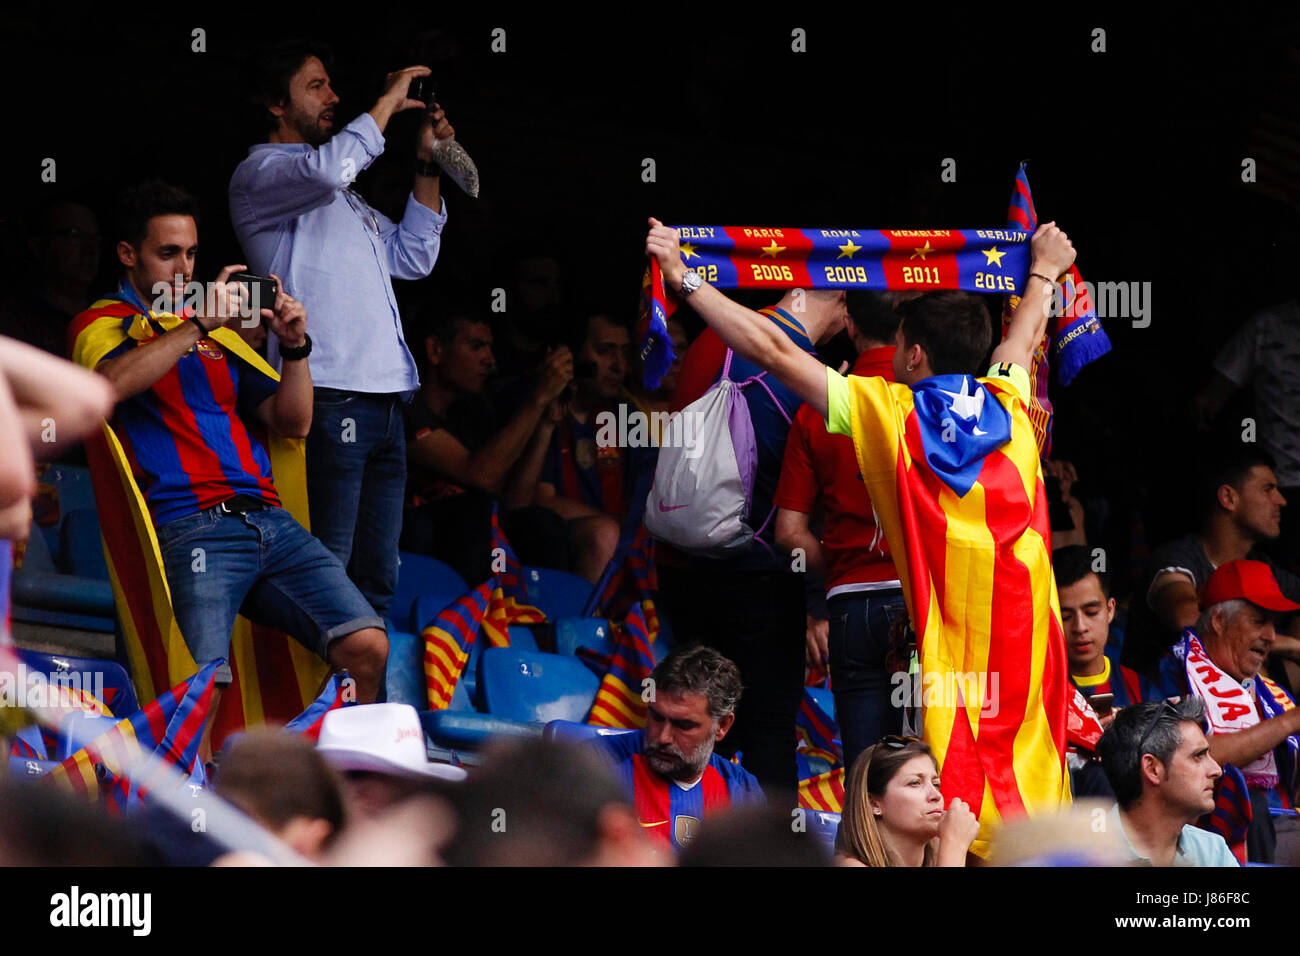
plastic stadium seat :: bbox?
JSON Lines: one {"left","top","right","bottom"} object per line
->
{"left": 553, "top": 617, "right": 614, "bottom": 659}
{"left": 390, "top": 553, "right": 468, "bottom": 633}
{"left": 59, "top": 508, "right": 110, "bottom": 580}
{"left": 521, "top": 566, "right": 592, "bottom": 619}
{"left": 56, "top": 711, "right": 122, "bottom": 760}
{"left": 8, "top": 757, "right": 60, "bottom": 777}
{"left": 35, "top": 464, "right": 97, "bottom": 564}
{"left": 410, "top": 591, "right": 472, "bottom": 635}
{"left": 542, "top": 719, "right": 636, "bottom": 744}
{"left": 15, "top": 649, "right": 138, "bottom": 717}
{"left": 10, "top": 519, "right": 116, "bottom": 630}
{"left": 419, "top": 710, "right": 542, "bottom": 751}
{"left": 478, "top": 649, "right": 600, "bottom": 724}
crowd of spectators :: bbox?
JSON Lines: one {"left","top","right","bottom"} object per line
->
{"left": 2, "top": 34, "right": 1300, "bottom": 869}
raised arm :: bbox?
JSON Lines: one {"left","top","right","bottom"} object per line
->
{"left": 645, "top": 218, "right": 830, "bottom": 418}
{"left": 989, "top": 222, "right": 1077, "bottom": 372}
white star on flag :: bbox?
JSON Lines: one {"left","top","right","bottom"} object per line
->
{"left": 938, "top": 378, "right": 987, "bottom": 436}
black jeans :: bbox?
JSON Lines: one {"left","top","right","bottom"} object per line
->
{"left": 657, "top": 564, "right": 805, "bottom": 800}
{"left": 827, "top": 588, "right": 907, "bottom": 773}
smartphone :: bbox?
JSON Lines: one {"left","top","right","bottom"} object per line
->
{"left": 1089, "top": 693, "right": 1114, "bottom": 717}
{"left": 230, "top": 273, "right": 278, "bottom": 315}
{"left": 409, "top": 75, "right": 435, "bottom": 107}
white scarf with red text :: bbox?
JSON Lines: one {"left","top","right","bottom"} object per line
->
{"left": 1176, "top": 630, "right": 1277, "bottom": 788}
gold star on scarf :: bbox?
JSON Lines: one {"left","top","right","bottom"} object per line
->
{"left": 982, "top": 246, "right": 1007, "bottom": 268}
{"left": 680, "top": 242, "right": 700, "bottom": 260}
{"left": 760, "top": 240, "right": 787, "bottom": 258}
{"left": 837, "top": 240, "right": 863, "bottom": 259}
{"left": 910, "top": 241, "right": 933, "bottom": 260}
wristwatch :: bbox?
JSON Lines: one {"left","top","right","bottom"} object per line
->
{"left": 680, "top": 270, "right": 704, "bottom": 297}
{"left": 280, "top": 333, "right": 313, "bottom": 361}
{"left": 416, "top": 158, "right": 441, "bottom": 178}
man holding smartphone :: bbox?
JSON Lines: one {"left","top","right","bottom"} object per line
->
{"left": 230, "top": 39, "right": 454, "bottom": 621}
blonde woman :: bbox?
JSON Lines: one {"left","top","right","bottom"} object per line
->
{"left": 836, "top": 736, "right": 980, "bottom": 867}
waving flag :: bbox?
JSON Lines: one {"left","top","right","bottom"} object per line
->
{"left": 587, "top": 601, "right": 656, "bottom": 729}
{"left": 482, "top": 505, "right": 546, "bottom": 647}
{"left": 1000, "top": 164, "right": 1110, "bottom": 455}
{"left": 71, "top": 295, "right": 329, "bottom": 752}
{"left": 423, "top": 582, "right": 493, "bottom": 711}
{"left": 46, "top": 660, "right": 220, "bottom": 813}
{"left": 842, "top": 366, "right": 1071, "bottom": 857}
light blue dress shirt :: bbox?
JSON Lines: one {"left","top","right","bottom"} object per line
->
{"left": 228, "top": 112, "right": 446, "bottom": 395}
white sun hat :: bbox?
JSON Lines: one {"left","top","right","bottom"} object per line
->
{"left": 316, "top": 703, "right": 466, "bottom": 782}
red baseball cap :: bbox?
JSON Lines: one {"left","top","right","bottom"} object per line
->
{"left": 1201, "top": 560, "right": 1300, "bottom": 613}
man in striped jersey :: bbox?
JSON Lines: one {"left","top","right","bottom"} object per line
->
{"left": 589, "top": 645, "right": 765, "bottom": 855}
{"left": 69, "top": 181, "right": 387, "bottom": 707}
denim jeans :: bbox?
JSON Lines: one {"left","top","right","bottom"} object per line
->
{"left": 827, "top": 588, "right": 908, "bottom": 773}
{"left": 155, "top": 506, "right": 385, "bottom": 685}
{"left": 306, "top": 388, "right": 407, "bottom": 618}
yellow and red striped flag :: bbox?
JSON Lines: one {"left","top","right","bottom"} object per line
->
{"left": 74, "top": 302, "right": 329, "bottom": 752}
{"left": 586, "top": 601, "right": 656, "bottom": 729}
{"left": 842, "top": 364, "right": 1070, "bottom": 856}
{"left": 798, "top": 767, "right": 846, "bottom": 814}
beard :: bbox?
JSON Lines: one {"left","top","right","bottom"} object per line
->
{"left": 644, "top": 734, "right": 716, "bottom": 782}
{"left": 289, "top": 105, "right": 334, "bottom": 146}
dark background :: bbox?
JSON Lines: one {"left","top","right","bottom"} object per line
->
{"left": 3, "top": 8, "right": 1298, "bottom": 598}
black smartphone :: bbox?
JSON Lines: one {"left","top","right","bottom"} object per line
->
{"left": 1090, "top": 693, "right": 1114, "bottom": 717}
{"left": 230, "top": 273, "right": 278, "bottom": 314}
{"left": 409, "top": 75, "right": 435, "bottom": 107}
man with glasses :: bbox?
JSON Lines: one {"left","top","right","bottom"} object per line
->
{"left": 1096, "top": 698, "right": 1238, "bottom": 866}
{"left": 230, "top": 39, "right": 454, "bottom": 622}
{"left": 1145, "top": 559, "right": 1300, "bottom": 863}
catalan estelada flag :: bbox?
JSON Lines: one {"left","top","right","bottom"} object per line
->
{"left": 839, "top": 364, "right": 1071, "bottom": 856}
{"left": 587, "top": 601, "right": 656, "bottom": 729}
{"left": 70, "top": 293, "right": 330, "bottom": 752}
{"left": 798, "top": 767, "right": 846, "bottom": 813}
{"left": 46, "top": 660, "right": 219, "bottom": 814}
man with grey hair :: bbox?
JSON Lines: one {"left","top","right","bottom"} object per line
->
{"left": 588, "top": 645, "right": 765, "bottom": 855}
{"left": 1146, "top": 559, "right": 1300, "bottom": 862}
{"left": 1096, "top": 698, "right": 1237, "bottom": 866}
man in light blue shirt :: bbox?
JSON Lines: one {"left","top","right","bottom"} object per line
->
{"left": 230, "top": 40, "right": 453, "bottom": 620}
{"left": 1096, "top": 698, "right": 1240, "bottom": 866}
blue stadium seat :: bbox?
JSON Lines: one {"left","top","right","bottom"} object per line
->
{"left": 521, "top": 566, "right": 592, "bottom": 619}
{"left": 35, "top": 463, "right": 97, "bottom": 564}
{"left": 410, "top": 591, "right": 471, "bottom": 635}
{"left": 59, "top": 508, "right": 110, "bottom": 580}
{"left": 391, "top": 553, "right": 468, "bottom": 633}
{"left": 56, "top": 711, "right": 122, "bottom": 760}
{"left": 419, "top": 710, "right": 542, "bottom": 751}
{"left": 542, "top": 719, "right": 636, "bottom": 744}
{"left": 8, "top": 757, "right": 60, "bottom": 777}
{"left": 806, "top": 810, "right": 841, "bottom": 853}
{"left": 478, "top": 649, "right": 600, "bottom": 724}
{"left": 15, "top": 649, "right": 138, "bottom": 717}
{"left": 10, "top": 521, "right": 116, "bottom": 630}
{"left": 553, "top": 617, "right": 614, "bottom": 658}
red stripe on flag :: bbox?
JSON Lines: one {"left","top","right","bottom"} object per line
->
{"left": 250, "top": 621, "right": 304, "bottom": 723}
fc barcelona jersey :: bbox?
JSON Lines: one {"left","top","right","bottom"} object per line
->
{"left": 591, "top": 731, "right": 765, "bottom": 853}
{"left": 69, "top": 281, "right": 281, "bottom": 526}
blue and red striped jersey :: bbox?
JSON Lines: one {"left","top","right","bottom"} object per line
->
{"left": 69, "top": 281, "right": 281, "bottom": 526}
{"left": 591, "top": 730, "right": 764, "bottom": 853}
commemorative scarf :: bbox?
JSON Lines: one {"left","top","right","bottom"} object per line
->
{"left": 638, "top": 165, "right": 1110, "bottom": 454}
{"left": 1177, "top": 630, "right": 1300, "bottom": 794}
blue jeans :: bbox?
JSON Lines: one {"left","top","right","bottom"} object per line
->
{"left": 156, "top": 506, "right": 385, "bottom": 685}
{"left": 827, "top": 588, "right": 907, "bottom": 773}
{"left": 306, "top": 388, "right": 407, "bottom": 618}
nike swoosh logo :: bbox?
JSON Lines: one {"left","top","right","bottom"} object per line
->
{"left": 639, "top": 820, "right": 669, "bottom": 828}
{"left": 657, "top": 501, "right": 688, "bottom": 512}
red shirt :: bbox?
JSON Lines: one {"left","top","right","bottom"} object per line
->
{"left": 773, "top": 347, "right": 900, "bottom": 593}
